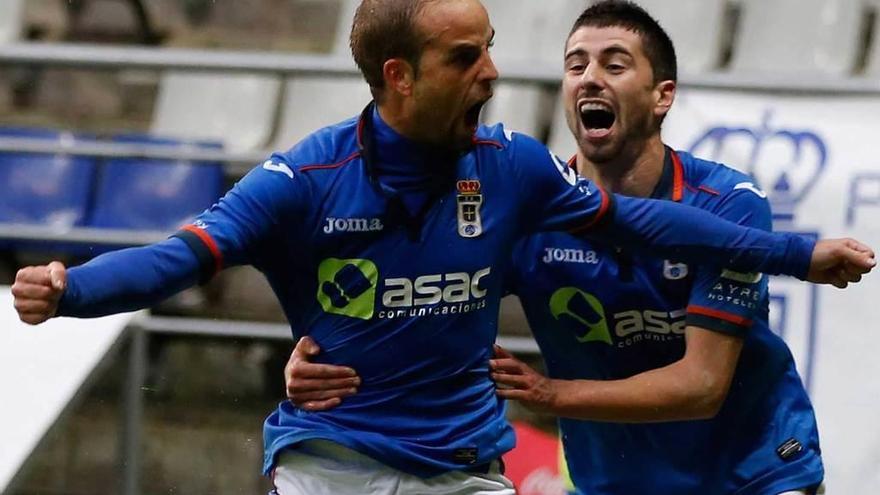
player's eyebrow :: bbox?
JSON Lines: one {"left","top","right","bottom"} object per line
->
{"left": 446, "top": 38, "right": 492, "bottom": 67}
{"left": 600, "top": 44, "right": 634, "bottom": 59}
{"left": 447, "top": 43, "right": 482, "bottom": 65}
{"left": 564, "top": 47, "right": 588, "bottom": 62}
{"left": 565, "top": 44, "right": 634, "bottom": 62}
{"left": 446, "top": 30, "right": 494, "bottom": 67}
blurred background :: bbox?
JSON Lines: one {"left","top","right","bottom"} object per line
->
{"left": 0, "top": 0, "right": 879, "bottom": 494}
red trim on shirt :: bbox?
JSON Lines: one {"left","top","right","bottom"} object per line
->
{"left": 670, "top": 150, "right": 685, "bottom": 202}
{"left": 181, "top": 224, "right": 223, "bottom": 274}
{"left": 698, "top": 185, "right": 720, "bottom": 195}
{"left": 472, "top": 137, "right": 504, "bottom": 149}
{"left": 299, "top": 151, "right": 361, "bottom": 173}
{"left": 570, "top": 186, "right": 612, "bottom": 234}
{"left": 687, "top": 305, "right": 752, "bottom": 327}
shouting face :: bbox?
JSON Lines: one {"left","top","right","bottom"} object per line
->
{"left": 407, "top": 0, "right": 498, "bottom": 150}
{"left": 562, "top": 25, "right": 673, "bottom": 164}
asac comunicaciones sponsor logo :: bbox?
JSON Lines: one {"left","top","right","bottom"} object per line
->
{"left": 317, "top": 258, "right": 491, "bottom": 320}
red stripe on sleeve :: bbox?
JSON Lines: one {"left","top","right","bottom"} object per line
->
{"left": 570, "top": 186, "right": 612, "bottom": 235}
{"left": 698, "top": 185, "right": 720, "bottom": 195}
{"left": 181, "top": 224, "right": 223, "bottom": 274}
{"left": 687, "top": 305, "right": 752, "bottom": 327}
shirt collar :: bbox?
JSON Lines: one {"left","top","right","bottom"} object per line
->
{"left": 649, "top": 146, "right": 684, "bottom": 202}
{"left": 567, "top": 147, "right": 684, "bottom": 202}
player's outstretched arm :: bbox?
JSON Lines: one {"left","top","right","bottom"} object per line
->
{"left": 285, "top": 336, "right": 360, "bottom": 411}
{"left": 598, "top": 195, "right": 876, "bottom": 283}
{"left": 491, "top": 332, "right": 742, "bottom": 422}
{"left": 510, "top": 135, "right": 875, "bottom": 284}
{"left": 12, "top": 153, "right": 312, "bottom": 324}
{"left": 12, "top": 238, "right": 203, "bottom": 324}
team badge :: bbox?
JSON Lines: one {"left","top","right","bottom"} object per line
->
{"left": 456, "top": 179, "right": 483, "bottom": 238}
{"left": 663, "top": 260, "right": 689, "bottom": 280}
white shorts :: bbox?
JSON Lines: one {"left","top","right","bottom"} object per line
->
{"left": 780, "top": 484, "right": 825, "bottom": 495}
{"left": 271, "top": 440, "right": 515, "bottom": 495}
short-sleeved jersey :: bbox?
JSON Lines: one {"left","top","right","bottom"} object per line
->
{"left": 507, "top": 150, "right": 823, "bottom": 495}
{"left": 174, "top": 105, "right": 615, "bottom": 477}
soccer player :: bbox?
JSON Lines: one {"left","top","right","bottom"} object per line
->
{"left": 13, "top": 1, "right": 873, "bottom": 494}
{"left": 487, "top": 3, "right": 832, "bottom": 494}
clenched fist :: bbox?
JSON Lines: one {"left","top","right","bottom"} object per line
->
{"left": 807, "top": 238, "right": 876, "bottom": 288}
{"left": 11, "top": 261, "right": 67, "bottom": 325}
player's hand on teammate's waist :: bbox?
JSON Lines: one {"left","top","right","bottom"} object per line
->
{"left": 808, "top": 238, "right": 876, "bottom": 288}
{"left": 11, "top": 261, "right": 67, "bottom": 325}
{"left": 490, "top": 344, "right": 559, "bottom": 413}
{"left": 285, "top": 336, "right": 360, "bottom": 411}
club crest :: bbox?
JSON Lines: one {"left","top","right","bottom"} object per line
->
{"left": 456, "top": 179, "right": 483, "bottom": 238}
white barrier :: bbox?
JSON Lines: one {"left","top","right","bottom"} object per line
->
{"left": 664, "top": 88, "right": 880, "bottom": 493}
{"left": 0, "top": 288, "right": 134, "bottom": 492}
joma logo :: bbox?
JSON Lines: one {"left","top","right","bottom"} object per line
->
{"left": 323, "top": 217, "right": 384, "bottom": 234}
{"left": 542, "top": 247, "right": 599, "bottom": 264}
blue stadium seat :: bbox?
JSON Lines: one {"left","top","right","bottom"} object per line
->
{"left": 88, "top": 134, "right": 224, "bottom": 232}
{"left": 0, "top": 127, "right": 96, "bottom": 229}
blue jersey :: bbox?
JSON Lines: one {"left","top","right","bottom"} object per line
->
{"left": 57, "top": 104, "right": 815, "bottom": 479}
{"left": 174, "top": 105, "right": 620, "bottom": 477}
{"left": 507, "top": 149, "right": 823, "bottom": 495}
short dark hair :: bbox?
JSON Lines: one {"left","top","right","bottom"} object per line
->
{"left": 349, "top": 0, "right": 435, "bottom": 101}
{"left": 569, "top": 0, "right": 677, "bottom": 84}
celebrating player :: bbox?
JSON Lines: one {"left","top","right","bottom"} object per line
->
{"left": 488, "top": 2, "right": 831, "bottom": 494}
{"left": 13, "top": 1, "right": 873, "bottom": 494}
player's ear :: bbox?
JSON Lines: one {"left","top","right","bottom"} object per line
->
{"left": 653, "top": 79, "right": 676, "bottom": 121}
{"left": 383, "top": 58, "right": 416, "bottom": 97}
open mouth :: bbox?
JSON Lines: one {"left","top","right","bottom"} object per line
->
{"left": 464, "top": 101, "right": 486, "bottom": 129}
{"left": 579, "top": 102, "right": 616, "bottom": 136}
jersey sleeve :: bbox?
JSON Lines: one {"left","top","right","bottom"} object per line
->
{"left": 507, "top": 132, "right": 813, "bottom": 278}
{"left": 171, "top": 153, "right": 311, "bottom": 283}
{"left": 685, "top": 187, "right": 772, "bottom": 337}
{"left": 57, "top": 237, "right": 202, "bottom": 318}
{"left": 595, "top": 194, "right": 813, "bottom": 278}
{"left": 508, "top": 132, "right": 614, "bottom": 235}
